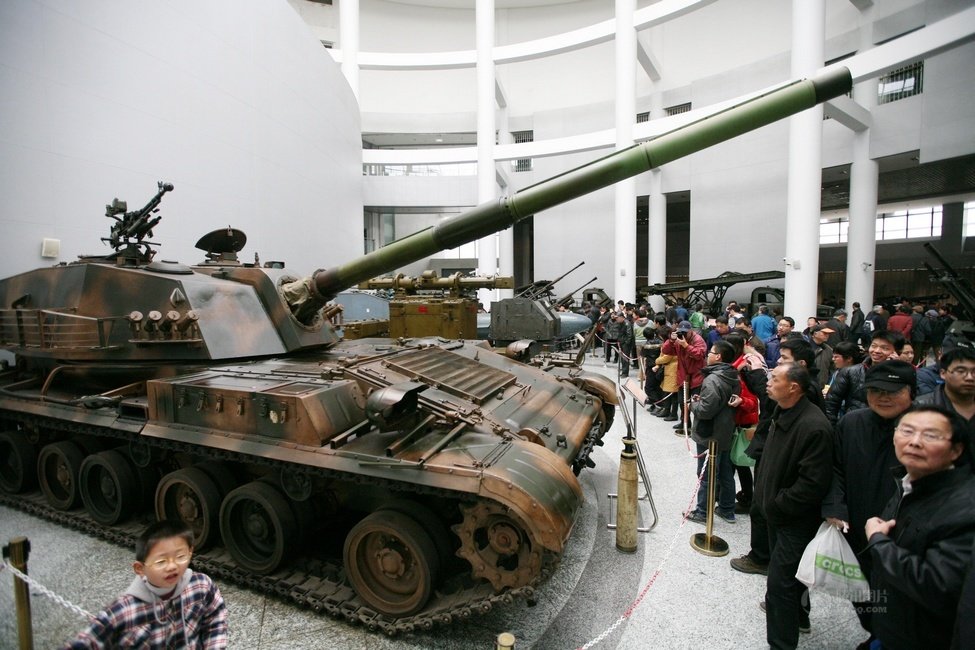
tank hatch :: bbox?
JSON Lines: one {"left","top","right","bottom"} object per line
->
{"left": 383, "top": 347, "right": 516, "bottom": 404}
{"left": 196, "top": 227, "right": 247, "bottom": 264}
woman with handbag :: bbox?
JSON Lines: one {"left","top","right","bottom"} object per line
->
{"left": 726, "top": 333, "right": 761, "bottom": 513}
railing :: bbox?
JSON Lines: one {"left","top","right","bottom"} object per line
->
{"left": 0, "top": 309, "right": 118, "bottom": 350}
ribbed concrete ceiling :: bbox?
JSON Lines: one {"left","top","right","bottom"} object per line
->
{"left": 822, "top": 152, "right": 975, "bottom": 210}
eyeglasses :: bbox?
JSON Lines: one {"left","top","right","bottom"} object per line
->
{"left": 946, "top": 367, "right": 975, "bottom": 378}
{"left": 708, "top": 351, "right": 720, "bottom": 356}
{"left": 894, "top": 425, "right": 951, "bottom": 444}
{"left": 147, "top": 554, "right": 191, "bottom": 570}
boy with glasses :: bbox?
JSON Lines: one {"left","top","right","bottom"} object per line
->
{"left": 915, "top": 347, "right": 975, "bottom": 425}
{"left": 63, "top": 520, "right": 227, "bottom": 649}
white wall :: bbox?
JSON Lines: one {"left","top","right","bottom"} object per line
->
{"left": 0, "top": 0, "right": 362, "bottom": 280}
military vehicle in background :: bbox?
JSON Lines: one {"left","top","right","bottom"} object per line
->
{"left": 642, "top": 270, "right": 834, "bottom": 319}
{"left": 924, "top": 242, "right": 975, "bottom": 348}
{"left": 487, "top": 262, "right": 595, "bottom": 351}
{"left": 0, "top": 66, "right": 852, "bottom": 633}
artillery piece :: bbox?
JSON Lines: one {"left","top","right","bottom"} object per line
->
{"left": 0, "top": 67, "right": 851, "bottom": 633}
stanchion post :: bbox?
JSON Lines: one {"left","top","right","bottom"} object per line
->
{"left": 690, "top": 440, "right": 729, "bottom": 557}
{"left": 3, "top": 536, "right": 34, "bottom": 650}
{"left": 615, "top": 435, "right": 638, "bottom": 552}
{"left": 496, "top": 631, "right": 516, "bottom": 649}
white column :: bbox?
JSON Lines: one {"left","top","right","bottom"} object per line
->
{"left": 614, "top": 0, "right": 637, "bottom": 304}
{"left": 783, "top": 0, "right": 825, "bottom": 321}
{"left": 648, "top": 170, "right": 666, "bottom": 312}
{"left": 846, "top": 9, "right": 878, "bottom": 313}
{"left": 647, "top": 89, "right": 665, "bottom": 313}
{"left": 338, "top": 0, "right": 359, "bottom": 99}
{"left": 476, "top": 0, "right": 498, "bottom": 310}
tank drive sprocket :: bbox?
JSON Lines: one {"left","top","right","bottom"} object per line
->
{"left": 453, "top": 500, "right": 542, "bottom": 592}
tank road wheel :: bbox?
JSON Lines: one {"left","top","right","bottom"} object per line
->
{"left": 0, "top": 432, "right": 38, "bottom": 494}
{"left": 343, "top": 510, "right": 439, "bottom": 617}
{"left": 155, "top": 468, "right": 222, "bottom": 551}
{"left": 79, "top": 450, "right": 143, "bottom": 525}
{"left": 382, "top": 499, "right": 455, "bottom": 575}
{"left": 37, "top": 441, "right": 86, "bottom": 509}
{"left": 454, "top": 501, "right": 542, "bottom": 591}
{"left": 220, "top": 481, "right": 298, "bottom": 575}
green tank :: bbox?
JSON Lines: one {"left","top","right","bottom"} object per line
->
{"left": 0, "top": 67, "right": 850, "bottom": 633}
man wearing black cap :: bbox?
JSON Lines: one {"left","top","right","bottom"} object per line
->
{"left": 808, "top": 324, "right": 834, "bottom": 388}
{"left": 821, "top": 359, "right": 917, "bottom": 645}
{"left": 661, "top": 320, "right": 707, "bottom": 430}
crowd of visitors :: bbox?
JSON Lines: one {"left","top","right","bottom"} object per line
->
{"left": 585, "top": 293, "right": 973, "bottom": 650}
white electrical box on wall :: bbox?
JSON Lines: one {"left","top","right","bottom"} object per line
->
{"left": 41, "top": 238, "right": 60, "bottom": 259}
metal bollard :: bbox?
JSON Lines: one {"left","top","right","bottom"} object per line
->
{"left": 615, "top": 436, "right": 638, "bottom": 553}
{"left": 690, "top": 440, "right": 729, "bottom": 557}
{"left": 3, "top": 536, "right": 34, "bottom": 650}
{"left": 496, "top": 631, "right": 516, "bottom": 649}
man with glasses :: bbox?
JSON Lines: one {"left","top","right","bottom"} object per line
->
{"left": 821, "top": 359, "right": 916, "bottom": 648}
{"left": 864, "top": 405, "right": 975, "bottom": 650}
{"left": 824, "top": 330, "right": 906, "bottom": 425}
{"left": 914, "top": 347, "right": 975, "bottom": 425}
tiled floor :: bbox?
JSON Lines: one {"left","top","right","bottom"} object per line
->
{"left": 0, "top": 354, "right": 867, "bottom": 649}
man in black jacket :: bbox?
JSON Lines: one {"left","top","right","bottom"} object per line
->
{"left": 821, "top": 359, "right": 916, "bottom": 643}
{"left": 824, "top": 330, "right": 905, "bottom": 425}
{"left": 754, "top": 363, "right": 833, "bottom": 650}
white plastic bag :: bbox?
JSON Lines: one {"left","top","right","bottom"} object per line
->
{"left": 796, "top": 522, "right": 871, "bottom": 600}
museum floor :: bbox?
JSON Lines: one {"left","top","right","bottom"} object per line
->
{"left": 0, "top": 353, "right": 868, "bottom": 649}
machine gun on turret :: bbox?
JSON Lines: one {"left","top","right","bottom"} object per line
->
{"left": 102, "top": 181, "right": 174, "bottom": 263}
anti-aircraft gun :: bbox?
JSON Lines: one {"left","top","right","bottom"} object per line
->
{"left": 0, "top": 67, "right": 852, "bottom": 633}
{"left": 490, "top": 261, "right": 594, "bottom": 352}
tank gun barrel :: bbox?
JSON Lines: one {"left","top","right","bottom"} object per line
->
{"left": 286, "top": 67, "right": 851, "bottom": 323}
{"left": 358, "top": 272, "right": 515, "bottom": 293}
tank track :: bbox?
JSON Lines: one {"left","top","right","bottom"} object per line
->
{"left": 0, "top": 410, "right": 555, "bottom": 636}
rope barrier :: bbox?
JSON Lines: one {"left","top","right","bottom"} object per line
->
{"left": 0, "top": 558, "right": 96, "bottom": 621}
{"left": 576, "top": 449, "right": 711, "bottom": 650}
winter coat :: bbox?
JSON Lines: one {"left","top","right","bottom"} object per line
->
{"left": 654, "top": 353, "right": 680, "bottom": 393}
{"left": 821, "top": 407, "right": 901, "bottom": 576}
{"left": 731, "top": 356, "right": 760, "bottom": 426}
{"left": 661, "top": 331, "right": 707, "bottom": 389}
{"left": 867, "top": 467, "right": 975, "bottom": 650}
{"left": 812, "top": 342, "right": 833, "bottom": 388}
{"left": 916, "top": 364, "right": 943, "bottom": 396}
{"left": 690, "top": 362, "right": 740, "bottom": 451}
{"left": 887, "top": 312, "right": 914, "bottom": 339}
{"left": 63, "top": 569, "right": 227, "bottom": 650}
{"left": 915, "top": 385, "right": 975, "bottom": 426}
{"left": 824, "top": 360, "right": 871, "bottom": 425}
{"left": 849, "top": 308, "right": 865, "bottom": 336}
{"left": 753, "top": 396, "right": 833, "bottom": 528}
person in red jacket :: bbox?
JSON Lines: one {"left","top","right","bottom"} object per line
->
{"left": 661, "top": 320, "right": 707, "bottom": 431}
{"left": 887, "top": 304, "right": 914, "bottom": 340}
{"left": 726, "top": 333, "right": 761, "bottom": 511}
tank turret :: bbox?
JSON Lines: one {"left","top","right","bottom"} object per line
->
{"left": 0, "top": 67, "right": 851, "bottom": 633}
